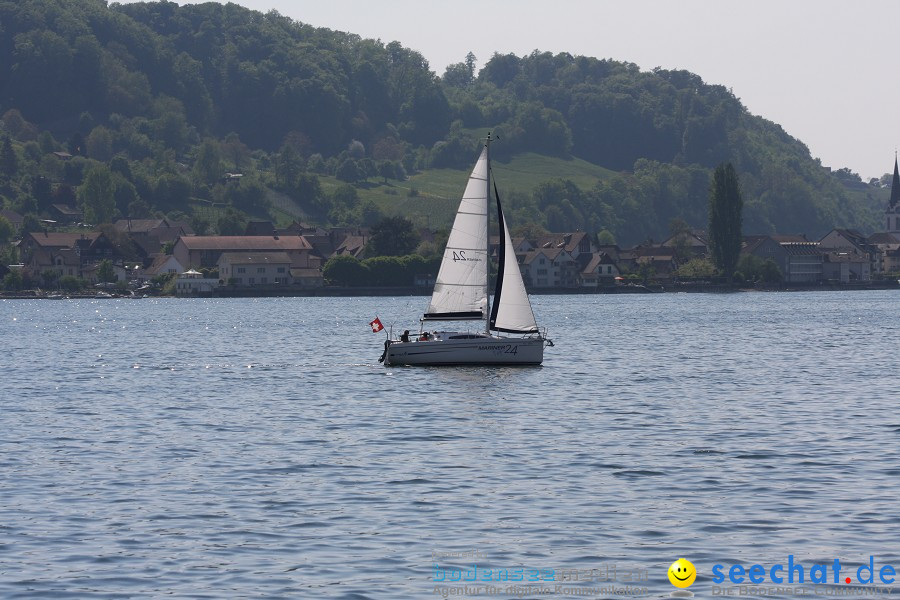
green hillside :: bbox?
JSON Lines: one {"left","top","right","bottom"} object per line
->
{"left": 312, "top": 153, "right": 617, "bottom": 231}
{"left": 0, "top": 0, "right": 889, "bottom": 247}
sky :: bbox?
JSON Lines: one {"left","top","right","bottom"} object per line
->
{"left": 123, "top": 0, "right": 900, "bottom": 180}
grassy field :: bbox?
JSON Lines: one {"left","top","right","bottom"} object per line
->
{"left": 317, "top": 153, "right": 619, "bottom": 230}
{"left": 177, "top": 153, "right": 620, "bottom": 231}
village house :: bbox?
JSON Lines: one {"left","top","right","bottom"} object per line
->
{"left": 534, "top": 231, "right": 595, "bottom": 263}
{"left": 331, "top": 233, "right": 368, "bottom": 259}
{"left": 290, "top": 266, "right": 325, "bottom": 288}
{"left": 172, "top": 235, "right": 319, "bottom": 270}
{"left": 218, "top": 252, "right": 293, "bottom": 286}
{"left": 143, "top": 254, "right": 185, "bottom": 279}
{"left": 488, "top": 235, "right": 532, "bottom": 261}
{"left": 661, "top": 229, "right": 709, "bottom": 260}
{"left": 884, "top": 246, "right": 900, "bottom": 273}
{"left": 596, "top": 244, "right": 627, "bottom": 267}
{"left": 579, "top": 252, "right": 620, "bottom": 288}
{"left": 742, "top": 235, "right": 789, "bottom": 276}
{"left": 488, "top": 236, "right": 533, "bottom": 269}
{"left": 114, "top": 218, "right": 194, "bottom": 263}
{"left": 508, "top": 232, "right": 599, "bottom": 289}
{"left": 822, "top": 251, "right": 871, "bottom": 282}
{"left": 521, "top": 247, "right": 577, "bottom": 288}
{"left": 35, "top": 245, "right": 80, "bottom": 279}
{"left": 630, "top": 244, "right": 679, "bottom": 282}
{"left": 780, "top": 243, "right": 823, "bottom": 283}
{"left": 817, "top": 229, "right": 875, "bottom": 280}
{"left": 18, "top": 231, "right": 123, "bottom": 280}
{"left": 297, "top": 231, "right": 336, "bottom": 261}
{"left": 175, "top": 269, "right": 219, "bottom": 296}
{"left": 511, "top": 237, "right": 534, "bottom": 255}
{"left": 205, "top": 219, "right": 364, "bottom": 268}
{"left": 866, "top": 233, "right": 899, "bottom": 273}
{"left": 272, "top": 223, "right": 369, "bottom": 263}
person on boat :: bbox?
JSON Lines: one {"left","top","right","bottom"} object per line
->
{"left": 400, "top": 330, "right": 410, "bottom": 343}
{"left": 419, "top": 331, "right": 431, "bottom": 341}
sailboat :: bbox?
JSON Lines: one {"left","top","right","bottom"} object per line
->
{"left": 380, "top": 133, "right": 552, "bottom": 366}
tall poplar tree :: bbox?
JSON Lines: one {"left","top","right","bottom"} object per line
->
{"left": 78, "top": 164, "right": 116, "bottom": 224}
{"left": 708, "top": 162, "right": 743, "bottom": 283}
{"left": 193, "top": 139, "right": 222, "bottom": 186}
{"left": 0, "top": 136, "right": 17, "bottom": 178}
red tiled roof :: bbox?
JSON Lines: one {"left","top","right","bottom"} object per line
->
{"left": 23, "top": 232, "right": 100, "bottom": 248}
{"left": 868, "top": 233, "right": 900, "bottom": 245}
{"left": 534, "top": 232, "right": 588, "bottom": 252}
{"left": 144, "top": 254, "right": 183, "bottom": 276}
{"left": 29, "top": 247, "right": 80, "bottom": 267}
{"left": 824, "top": 251, "right": 867, "bottom": 263}
{"left": 176, "top": 236, "right": 312, "bottom": 251}
{"left": 582, "top": 254, "right": 601, "bottom": 273}
{"left": 334, "top": 235, "right": 367, "bottom": 257}
{"left": 524, "top": 247, "right": 568, "bottom": 264}
{"left": 742, "top": 235, "right": 777, "bottom": 254}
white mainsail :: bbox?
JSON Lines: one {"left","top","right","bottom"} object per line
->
{"left": 424, "top": 147, "right": 490, "bottom": 321}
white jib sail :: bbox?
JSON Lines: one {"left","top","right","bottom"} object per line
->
{"left": 491, "top": 200, "right": 539, "bottom": 333}
{"left": 424, "top": 147, "right": 489, "bottom": 320}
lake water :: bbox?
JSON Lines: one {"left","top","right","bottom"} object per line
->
{"left": 1, "top": 291, "right": 898, "bottom": 599}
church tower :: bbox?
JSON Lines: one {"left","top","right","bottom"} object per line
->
{"left": 887, "top": 156, "right": 900, "bottom": 233}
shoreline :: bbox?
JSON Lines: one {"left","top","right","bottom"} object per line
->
{"left": 1, "top": 280, "right": 896, "bottom": 300}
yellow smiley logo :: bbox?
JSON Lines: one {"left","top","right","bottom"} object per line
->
{"left": 668, "top": 558, "right": 697, "bottom": 588}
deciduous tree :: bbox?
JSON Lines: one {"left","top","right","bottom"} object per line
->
{"left": 217, "top": 207, "right": 247, "bottom": 235}
{"left": 323, "top": 254, "right": 370, "bottom": 286}
{"left": 97, "top": 259, "right": 116, "bottom": 283}
{"left": 193, "top": 139, "right": 223, "bottom": 186}
{"left": 367, "top": 216, "right": 420, "bottom": 257}
{"left": 0, "top": 216, "right": 14, "bottom": 243}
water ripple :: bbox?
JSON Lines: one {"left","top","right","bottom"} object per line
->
{"left": 1, "top": 292, "right": 898, "bottom": 597}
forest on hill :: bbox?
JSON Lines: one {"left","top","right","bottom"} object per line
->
{"left": 0, "top": 0, "right": 888, "bottom": 247}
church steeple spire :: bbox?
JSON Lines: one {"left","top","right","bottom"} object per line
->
{"left": 887, "top": 154, "right": 900, "bottom": 233}
{"left": 891, "top": 153, "right": 900, "bottom": 209}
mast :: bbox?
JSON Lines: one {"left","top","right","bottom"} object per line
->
{"left": 484, "top": 133, "right": 492, "bottom": 335}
